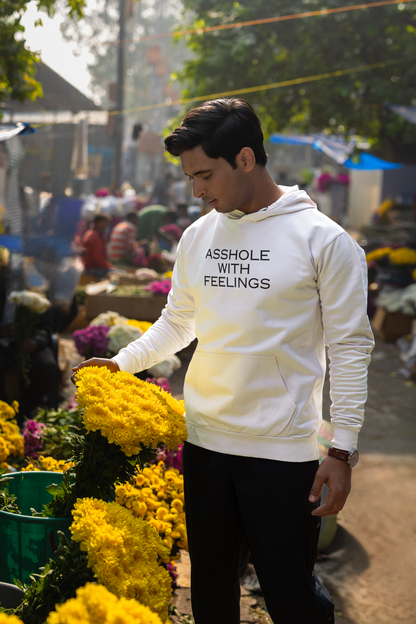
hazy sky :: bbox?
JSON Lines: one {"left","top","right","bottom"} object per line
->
{"left": 21, "top": 1, "right": 93, "bottom": 98}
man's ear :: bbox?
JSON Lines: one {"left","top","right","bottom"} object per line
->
{"left": 236, "top": 147, "right": 256, "bottom": 172}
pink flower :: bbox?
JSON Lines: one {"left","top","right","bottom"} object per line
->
{"left": 23, "top": 420, "right": 46, "bottom": 458}
{"left": 144, "top": 279, "right": 171, "bottom": 296}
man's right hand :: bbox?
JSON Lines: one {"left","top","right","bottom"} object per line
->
{"left": 71, "top": 358, "right": 120, "bottom": 385}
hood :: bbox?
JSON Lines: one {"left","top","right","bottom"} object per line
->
{"left": 235, "top": 185, "right": 317, "bottom": 222}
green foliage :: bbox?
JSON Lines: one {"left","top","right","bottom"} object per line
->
{"left": 176, "top": 0, "right": 416, "bottom": 158}
{"left": 35, "top": 407, "right": 83, "bottom": 460}
{"left": 4, "top": 532, "right": 94, "bottom": 624}
{"left": 44, "top": 425, "right": 156, "bottom": 518}
{"left": 0, "top": 470, "right": 20, "bottom": 514}
{"left": 0, "top": 0, "right": 85, "bottom": 104}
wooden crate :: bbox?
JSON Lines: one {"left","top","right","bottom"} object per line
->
{"left": 371, "top": 308, "right": 415, "bottom": 342}
{"left": 85, "top": 293, "right": 167, "bottom": 322}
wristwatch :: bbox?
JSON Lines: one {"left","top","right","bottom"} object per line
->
{"left": 328, "top": 446, "right": 359, "bottom": 467}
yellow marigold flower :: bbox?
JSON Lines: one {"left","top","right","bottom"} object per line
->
{"left": 365, "top": 247, "right": 392, "bottom": 263}
{"left": 413, "top": 268, "right": 416, "bottom": 282}
{"left": 46, "top": 582, "right": 163, "bottom": 624}
{"left": 378, "top": 199, "right": 394, "bottom": 216}
{"left": 0, "top": 615, "right": 24, "bottom": 624}
{"left": 389, "top": 247, "right": 416, "bottom": 266}
{"left": 0, "top": 404, "right": 24, "bottom": 461}
{"left": 127, "top": 319, "right": 153, "bottom": 333}
{"left": 70, "top": 498, "right": 172, "bottom": 621}
{"left": 115, "top": 462, "right": 188, "bottom": 558}
{"left": 75, "top": 367, "right": 187, "bottom": 456}
{"left": 163, "top": 271, "right": 173, "bottom": 279}
{"left": 22, "top": 456, "right": 74, "bottom": 473}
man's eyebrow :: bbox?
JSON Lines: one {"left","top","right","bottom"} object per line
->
{"left": 184, "top": 169, "right": 212, "bottom": 178}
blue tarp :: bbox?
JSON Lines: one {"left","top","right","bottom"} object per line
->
{"left": 343, "top": 153, "right": 402, "bottom": 170}
{"left": 269, "top": 132, "right": 403, "bottom": 170}
{"left": 0, "top": 123, "right": 35, "bottom": 142}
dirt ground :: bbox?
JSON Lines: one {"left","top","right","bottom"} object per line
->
{"left": 168, "top": 338, "right": 416, "bottom": 624}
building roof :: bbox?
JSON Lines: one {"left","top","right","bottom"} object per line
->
{"left": 7, "top": 63, "right": 100, "bottom": 113}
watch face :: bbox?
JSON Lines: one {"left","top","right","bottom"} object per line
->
{"left": 348, "top": 450, "right": 359, "bottom": 467}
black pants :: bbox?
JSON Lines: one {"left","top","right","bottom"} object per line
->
{"left": 182, "top": 442, "right": 328, "bottom": 624}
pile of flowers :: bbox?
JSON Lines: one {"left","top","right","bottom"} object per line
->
{"left": 45, "top": 583, "right": 163, "bottom": 624}
{"left": 73, "top": 325, "right": 110, "bottom": 358}
{"left": 146, "top": 377, "right": 172, "bottom": 393}
{"left": 115, "top": 461, "right": 187, "bottom": 558}
{"left": 8, "top": 290, "right": 50, "bottom": 380}
{"left": 0, "top": 400, "right": 24, "bottom": 470}
{"left": 70, "top": 497, "right": 172, "bottom": 621}
{"left": 23, "top": 419, "right": 46, "bottom": 458}
{"left": 366, "top": 246, "right": 416, "bottom": 268}
{"left": 73, "top": 313, "right": 154, "bottom": 358}
{"left": 9, "top": 290, "right": 50, "bottom": 315}
{"left": 75, "top": 367, "right": 187, "bottom": 455}
{"left": 144, "top": 279, "right": 171, "bottom": 296}
{"left": 108, "top": 323, "right": 143, "bottom": 354}
{"left": 22, "top": 456, "right": 74, "bottom": 472}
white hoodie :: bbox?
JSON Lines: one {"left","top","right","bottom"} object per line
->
{"left": 113, "top": 186, "right": 374, "bottom": 462}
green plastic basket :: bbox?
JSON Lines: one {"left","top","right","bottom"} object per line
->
{"left": 0, "top": 471, "right": 71, "bottom": 585}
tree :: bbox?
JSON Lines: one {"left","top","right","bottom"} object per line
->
{"left": 0, "top": 0, "right": 85, "bottom": 105}
{"left": 176, "top": 0, "right": 416, "bottom": 161}
{"left": 60, "top": 0, "right": 189, "bottom": 123}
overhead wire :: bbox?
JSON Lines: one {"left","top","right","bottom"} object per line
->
{"left": 107, "top": 56, "right": 415, "bottom": 116}
{"left": 112, "top": 0, "right": 415, "bottom": 45}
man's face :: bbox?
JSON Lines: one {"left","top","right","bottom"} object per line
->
{"left": 180, "top": 146, "right": 250, "bottom": 214}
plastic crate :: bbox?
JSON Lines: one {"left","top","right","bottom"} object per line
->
{"left": 0, "top": 471, "right": 71, "bottom": 584}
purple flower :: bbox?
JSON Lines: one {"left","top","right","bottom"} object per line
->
{"left": 73, "top": 325, "right": 110, "bottom": 358}
{"left": 23, "top": 419, "right": 46, "bottom": 458}
{"left": 145, "top": 377, "right": 172, "bottom": 394}
{"left": 144, "top": 279, "right": 171, "bottom": 296}
{"left": 155, "top": 444, "right": 183, "bottom": 473}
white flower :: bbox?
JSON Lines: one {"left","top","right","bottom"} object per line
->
{"left": 107, "top": 323, "right": 143, "bottom": 354}
{"left": 148, "top": 354, "right": 181, "bottom": 378}
{"left": 9, "top": 290, "right": 50, "bottom": 314}
{"left": 89, "top": 311, "right": 129, "bottom": 327}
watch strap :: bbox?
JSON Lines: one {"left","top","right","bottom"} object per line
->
{"left": 328, "top": 446, "right": 350, "bottom": 463}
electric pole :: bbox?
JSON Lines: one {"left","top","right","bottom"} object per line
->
{"left": 114, "top": 0, "right": 126, "bottom": 191}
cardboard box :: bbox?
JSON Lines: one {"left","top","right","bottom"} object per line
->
{"left": 371, "top": 308, "right": 415, "bottom": 342}
{"left": 85, "top": 293, "right": 167, "bottom": 322}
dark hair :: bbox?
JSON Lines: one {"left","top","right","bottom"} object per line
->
{"left": 125, "top": 211, "right": 138, "bottom": 222}
{"left": 93, "top": 214, "right": 109, "bottom": 225}
{"left": 164, "top": 98, "right": 267, "bottom": 169}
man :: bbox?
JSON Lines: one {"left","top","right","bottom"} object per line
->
{"left": 72, "top": 98, "right": 374, "bottom": 624}
{"left": 108, "top": 211, "right": 140, "bottom": 264}
{"left": 81, "top": 214, "right": 113, "bottom": 278}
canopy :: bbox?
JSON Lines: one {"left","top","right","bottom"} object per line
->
{"left": 269, "top": 132, "right": 403, "bottom": 170}
{"left": 0, "top": 123, "right": 35, "bottom": 142}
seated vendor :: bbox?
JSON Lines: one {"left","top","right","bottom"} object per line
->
{"left": 81, "top": 214, "right": 113, "bottom": 278}
{"left": 108, "top": 212, "right": 142, "bottom": 265}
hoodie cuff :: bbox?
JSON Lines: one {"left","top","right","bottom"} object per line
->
{"left": 331, "top": 426, "right": 359, "bottom": 452}
{"left": 111, "top": 350, "right": 139, "bottom": 375}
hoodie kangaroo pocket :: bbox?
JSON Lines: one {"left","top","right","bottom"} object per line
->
{"left": 184, "top": 352, "right": 297, "bottom": 437}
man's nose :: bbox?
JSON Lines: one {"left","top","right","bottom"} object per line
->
{"left": 193, "top": 179, "right": 204, "bottom": 199}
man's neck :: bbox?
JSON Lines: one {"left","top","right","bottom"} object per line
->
{"left": 240, "top": 168, "right": 284, "bottom": 215}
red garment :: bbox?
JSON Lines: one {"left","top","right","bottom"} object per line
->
{"left": 82, "top": 227, "right": 112, "bottom": 270}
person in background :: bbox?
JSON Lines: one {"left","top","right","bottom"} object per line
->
{"left": 81, "top": 214, "right": 113, "bottom": 278}
{"left": 159, "top": 211, "right": 183, "bottom": 249}
{"left": 152, "top": 172, "right": 173, "bottom": 207}
{"left": 136, "top": 204, "right": 168, "bottom": 244}
{"left": 171, "top": 176, "right": 189, "bottom": 211}
{"left": 108, "top": 211, "right": 141, "bottom": 264}
{"left": 176, "top": 204, "right": 191, "bottom": 231}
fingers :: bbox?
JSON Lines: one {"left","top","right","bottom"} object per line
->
{"left": 310, "top": 456, "right": 352, "bottom": 517}
{"left": 71, "top": 358, "right": 120, "bottom": 385}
